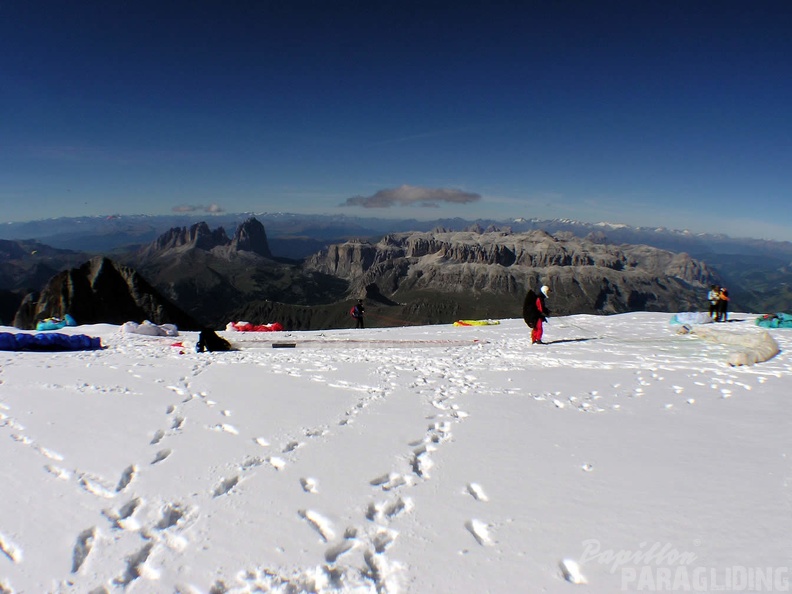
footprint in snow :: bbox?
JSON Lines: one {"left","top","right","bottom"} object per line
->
{"left": 466, "top": 483, "right": 489, "bottom": 502}
{"left": 210, "top": 423, "right": 239, "bottom": 435}
{"left": 325, "top": 539, "right": 356, "bottom": 563}
{"left": 299, "top": 509, "right": 335, "bottom": 542}
{"left": 370, "top": 472, "right": 411, "bottom": 491}
{"left": 45, "top": 464, "right": 72, "bottom": 480}
{"left": 240, "top": 456, "right": 265, "bottom": 471}
{"left": 267, "top": 456, "right": 286, "bottom": 471}
{"left": 300, "top": 477, "right": 318, "bottom": 493}
{"left": 465, "top": 519, "right": 493, "bottom": 546}
{"left": 104, "top": 497, "right": 143, "bottom": 531}
{"left": 213, "top": 475, "right": 239, "bottom": 498}
{"left": 304, "top": 427, "right": 327, "bottom": 438}
{"left": 151, "top": 449, "right": 171, "bottom": 465}
{"left": 116, "top": 465, "right": 136, "bottom": 492}
{"left": 155, "top": 502, "right": 188, "bottom": 530}
{"left": 71, "top": 527, "right": 96, "bottom": 573}
{"left": 36, "top": 445, "right": 64, "bottom": 461}
{"left": 559, "top": 558, "right": 587, "bottom": 584}
{"left": 372, "top": 527, "right": 398, "bottom": 553}
{"left": 282, "top": 440, "right": 302, "bottom": 453}
{"left": 0, "top": 532, "right": 22, "bottom": 563}
{"left": 113, "top": 543, "right": 156, "bottom": 587}
{"left": 366, "top": 496, "right": 414, "bottom": 522}
{"left": 79, "top": 475, "right": 116, "bottom": 499}
{"left": 411, "top": 445, "right": 435, "bottom": 479}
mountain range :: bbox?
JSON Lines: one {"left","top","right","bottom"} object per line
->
{"left": 1, "top": 213, "right": 788, "bottom": 329}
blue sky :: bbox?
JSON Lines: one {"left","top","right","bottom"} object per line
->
{"left": 2, "top": 1, "right": 791, "bottom": 240}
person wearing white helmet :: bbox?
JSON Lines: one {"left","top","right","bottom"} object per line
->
{"left": 522, "top": 284, "right": 551, "bottom": 344}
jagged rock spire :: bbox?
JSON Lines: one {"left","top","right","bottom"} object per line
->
{"left": 230, "top": 218, "right": 272, "bottom": 257}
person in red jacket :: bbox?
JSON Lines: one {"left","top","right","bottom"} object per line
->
{"left": 522, "top": 285, "right": 550, "bottom": 344}
{"left": 351, "top": 299, "right": 365, "bottom": 329}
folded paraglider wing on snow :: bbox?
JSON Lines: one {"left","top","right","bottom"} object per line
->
{"left": 0, "top": 332, "right": 102, "bottom": 351}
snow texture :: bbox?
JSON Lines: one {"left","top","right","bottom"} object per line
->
{"left": 0, "top": 312, "right": 790, "bottom": 592}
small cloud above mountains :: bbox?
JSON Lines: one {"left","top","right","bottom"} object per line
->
{"left": 341, "top": 185, "right": 481, "bottom": 209}
{"left": 172, "top": 203, "right": 225, "bottom": 214}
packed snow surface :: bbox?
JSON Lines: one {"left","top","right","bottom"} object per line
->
{"left": 0, "top": 313, "right": 790, "bottom": 593}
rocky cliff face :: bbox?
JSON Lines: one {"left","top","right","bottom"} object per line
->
{"left": 228, "top": 218, "right": 272, "bottom": 258}
{"left": 136, "top": 217, "right": 271, "bottom": 259}
{"left": 123, "top": 217, "right": 344, "bottom": 328}
{"left": 13, "top": 256, "right": 201, "bottom": 330}
{"left": 304, "top": 229, "right": 717, "bottom": 317}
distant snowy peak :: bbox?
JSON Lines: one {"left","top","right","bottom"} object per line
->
{"left": 593, "top": 221, "right": 630, "bottom": 230}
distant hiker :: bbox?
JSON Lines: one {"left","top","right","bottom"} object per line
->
{"left": 707, "top": 285, "right": 720, "bottom": 320}
{"left": 522, "top": 285, "right": 550, "bottom": 344}
{"left": 196, "top": 329, "right": 232, "bottom": 352}
{"left": 351, "top": 299, "right": 365, "bottom": 329}
{"left": 716, "top": 287, "right": 730, "bottom": 322}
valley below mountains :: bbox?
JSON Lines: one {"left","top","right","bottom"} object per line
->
{"left": 3, "top": 217, "right": 730, "bottom": 331}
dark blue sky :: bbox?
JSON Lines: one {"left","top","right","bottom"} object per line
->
{"left": 2, "top": 1, "right": 791, "bottom": 239}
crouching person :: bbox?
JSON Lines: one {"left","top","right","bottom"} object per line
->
{"left": 196, "top": 329, "right": 232, "bottom": 352}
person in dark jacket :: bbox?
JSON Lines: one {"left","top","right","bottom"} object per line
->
{"left": 522, "top": 285, "right": 550, "bottom": 344}
{"left": 196, "top": 328, "right": 232, "bottom": 352}
{"left": 716, "top": 287, "right": 729, "bottom": 322}
{"left": 351, "top": 299, "right": 365, "bottom": 329}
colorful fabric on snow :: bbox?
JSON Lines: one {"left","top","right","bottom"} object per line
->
{"left": 121, "top": 321, "right": 179, "bottom": 336}
{"left": 35, "top": 314, "right": 77, "bottom": 331}
{"left": 670, "top": 312, "right": 714, "bottom": 325}
{"left": 226, "top": 321, "right": 284, "bottom": 332}
{"left": 0, "top": 332, "right": 102, "bottom": 351}
{"left": 453, "top": 320, "right": 501, "bottom": 327}
{"left": 755, "top": 313, "right": 792, "bottom": 329}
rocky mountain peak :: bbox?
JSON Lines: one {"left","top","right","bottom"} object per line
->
{"left": 137, "top": 218, "right": 274, "bottom": 259}
{"left": 304, "top": 228, "right": 717, "bottom": 317}
{"left": 12, "top": 256, "right": 199, "bottom": 330}
{"left": 146, "top": 222, "right": 230, "bottom": 254}
{"left": 229, "top": 217, "right": 272, "bottom": 257}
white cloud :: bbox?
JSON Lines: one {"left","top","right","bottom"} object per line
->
{"left": 341, "top": 185, "right": 481, "bottom": 208}
{"left": 172, "top": 204, "right": 225, "bottom": 214}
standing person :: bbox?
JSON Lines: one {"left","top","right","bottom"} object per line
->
{"left": 716, "top": 287, "right": 729, "bottom": 322}
{"left": 351, "top": 299, "right": 365, "bottom": 329}
{"left": 707, "top": 285, "right": 720, "bottom": 320}
{"left": 522, "top": 285, "right": 550, "bottom": 344}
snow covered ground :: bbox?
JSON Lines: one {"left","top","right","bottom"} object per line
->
{"left": 1, "top": 312, "right": 790, "bottom": 593}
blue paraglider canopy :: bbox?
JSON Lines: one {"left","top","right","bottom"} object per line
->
{"left": 0, "top": 332, "right": 102, "bottom": 351}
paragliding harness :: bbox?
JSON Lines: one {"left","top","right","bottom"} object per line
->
{"left": 522, "top": 290, "right": 540, "bottom": 328}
